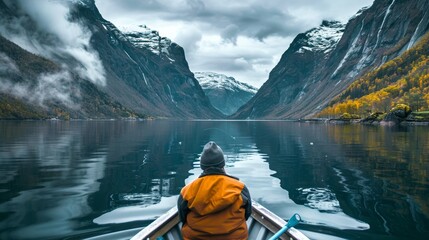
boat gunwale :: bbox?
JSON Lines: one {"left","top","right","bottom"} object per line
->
{"left": 251, "top": 201, "right": 309, "bottom": 240}
{"left": 130, "top": 207, "right": 180, "bottom": 240}
{"left": 130, "top": 201, "right": 309, "bottom": 240}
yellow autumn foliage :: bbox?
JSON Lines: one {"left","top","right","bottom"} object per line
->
{"left": 318, "top": 31, "right": 429, "bottom": 118}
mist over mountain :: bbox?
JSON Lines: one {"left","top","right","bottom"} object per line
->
{"left": 1, "top": 0, "right": 428, "bottom": 120}
{"left": 233, "top": 0, "right": 429, "bottom": 119}
{"left": 195, "top": 72, "right": 257, "bottom": 116}
{"left": 0, "top": 0, "right": 222, "bottom": 119}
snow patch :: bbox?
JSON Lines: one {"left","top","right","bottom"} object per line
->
{"left": 195, "top": 72, "right": 258, "bottom": 94}
{"left": 123, "top": 25, "right": 172, "bottom": 57}
{"left": 349, "top": 6, "right": 371, "bottom": 21}
{"left": 296, "top": 21, "right": 345, "bottom": 54}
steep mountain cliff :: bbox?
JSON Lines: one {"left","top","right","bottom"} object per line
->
{"left": 0, "top": 0, "right": 222, "bottom": 119}
{"left": 318, "top": 31, "right": 429, "bottom": 118}
{"left": 0, "top": 35, "right": 141, "bottom": 119}
{"left": 233, "top": 0, "right": 429, "bottom": 119}
{"left": 195, "top": 72, "right": 258, "bottom": 116}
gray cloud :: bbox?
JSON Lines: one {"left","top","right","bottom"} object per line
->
{"left": 96, "top": 0, "right": 374, "bottom": 87}
{"left": 221, "top": 24, "right": 239, "bottom": 44}
{"left": 97, "top": 0, "right": 374, "bottom": 40}
{"left": 174, "top": 26, "right": 203, "bottom": 54}
{"left": 186, "top": 0, "right": 205, "bottom": 13}
{"left": 96, "top": 0, "right": 318, "bottom": 41}
{"left": 198, "top": 56, "right": 254, "bottom": 72}
{"left": 198, "top": 6, "right": 301, "bottom": 41}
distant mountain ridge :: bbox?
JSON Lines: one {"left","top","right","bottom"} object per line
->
{"left": 0, "top": 0, "right": 222, "bottom": 119}
{"left": 233, "top": 0, "right": 429, "bottom": 119}
{"left": 195, "top": 72, "right": 257, "bottom": 116}
{"left": 2, "top": 0, "right": 429, "bottom": 120}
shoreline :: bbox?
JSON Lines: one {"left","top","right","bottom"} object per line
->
{"left": 299, "top": 118, "right": 429, "bottom": 126}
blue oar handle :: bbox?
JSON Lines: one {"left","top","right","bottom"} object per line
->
{"left": 268, "top": 213, "right": 301, "bottom": 240}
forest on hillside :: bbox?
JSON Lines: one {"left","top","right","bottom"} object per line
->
{"left": 318, "top": 32, "right": 429, "bottom": 119}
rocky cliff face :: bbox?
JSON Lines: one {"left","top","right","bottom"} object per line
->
{"left": 0, "top": 0, "right": 222, "bottom": 119}
{"left": 195, "top": 72, "right": 257, "bottom": 116}
{"left": 233, "top": 0, "right": 429, "bottom": 119}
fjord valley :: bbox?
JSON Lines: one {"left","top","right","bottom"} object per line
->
{"left": 233, "top": 0, "right": 429, "bottom": 121}
{"left": 1, "top": 0, "right": 429, "bottom": 240}
{"left": 1, "top": 0, "right": 429, "bottom": 121}
{"left": 195, "top": 72, "right": 258, "bottom": 116}
{"left": 0, "top": 0, "right": 221, "bottom": 120}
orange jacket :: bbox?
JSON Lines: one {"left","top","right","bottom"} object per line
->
{"left": 178, "top": 168, "right": 251, "bottom": 240}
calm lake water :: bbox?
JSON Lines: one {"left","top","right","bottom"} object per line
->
{"left": 0, "top": 120, "right": 428, "bottom": 239}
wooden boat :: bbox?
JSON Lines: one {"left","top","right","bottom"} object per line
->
{"left": 131, "top": 201, "right": 309, "bottom": 240}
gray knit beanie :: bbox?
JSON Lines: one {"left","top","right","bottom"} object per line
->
{"left": 200, "top": 141, "right": 225, "bottom": 170}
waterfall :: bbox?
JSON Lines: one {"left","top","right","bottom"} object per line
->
{"left": 332, "top": 18, "right": 366, "bottom": 78}
{"left": 407, "top": 11, "right": 428, "bottom": 50}
{"left": 373, "top": 0, "right": 396, "bottom": 50}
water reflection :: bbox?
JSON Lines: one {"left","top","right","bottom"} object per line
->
{"left": 221, "top": 136, "right": 368, "bottom": 231}
{"left": 0, "top": 121, "right": 428, "bottom": 239}
{"left": 252, "top": 121, "right": 429, "bottom": 238}
{"left": 0, "top": 121, "right": 106, "bottom": 239}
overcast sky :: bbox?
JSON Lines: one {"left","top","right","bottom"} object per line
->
{"left": 96, "top": 0, "right": 373, "bottom": 88}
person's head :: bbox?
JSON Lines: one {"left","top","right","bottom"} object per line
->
{"left": 200, "top": 141, "right": 225, "bottom": 170}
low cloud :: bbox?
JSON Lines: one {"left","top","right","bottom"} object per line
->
{"left": 0, "top": 52, "right": 19, "bottom": 74}
{"left": 0, "top": 0, "right": 107, "bottom": 109}
{"left": 0, "top": 52, "right": 78, "bottom": 108}
{"left": 0, "top": 72, "right": 80, "bottom": 109}
{"left": 1, "top": 0, "right": 106, "bottom": 86}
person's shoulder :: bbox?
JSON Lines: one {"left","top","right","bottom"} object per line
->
{"left": 225, "top": 174, "right": 239, "bottom": 181}
{"left": 181, "top": 178, "right": 201, "bottom": 192}
{"left": 223, "top": 174, "right": 246, "bottom": 188}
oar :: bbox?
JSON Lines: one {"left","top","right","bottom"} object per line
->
{"left": 268, "top": 213, "right": 302, "bottom": 240}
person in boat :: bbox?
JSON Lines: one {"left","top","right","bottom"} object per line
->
{"left": 177, "top": 141, "right": 252, "bottom": 240}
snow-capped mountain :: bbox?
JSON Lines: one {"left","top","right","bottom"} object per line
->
{"left": 296, "top": 20, "right": 345, "bottom": 54}
{"left": 0, "top": 0, "right": 222, "bottom": 119}
{"left": 196, "top": 72, "right": 257, "bottom": 95}
{"left": 195, "top": 72, "right": 257, "bottom": 116}
{"left": 123, "top": 25, "right": 173, "bottom": 58}
{"left": 232, "top": 20, "right": 347, "bottom": 119}
{"left": 233, "top": 0, "right": 429, "bottom": 119}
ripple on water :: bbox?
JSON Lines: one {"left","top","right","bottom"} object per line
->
{"left": 296, "top": 187, "right": 341, "bottom": 213}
